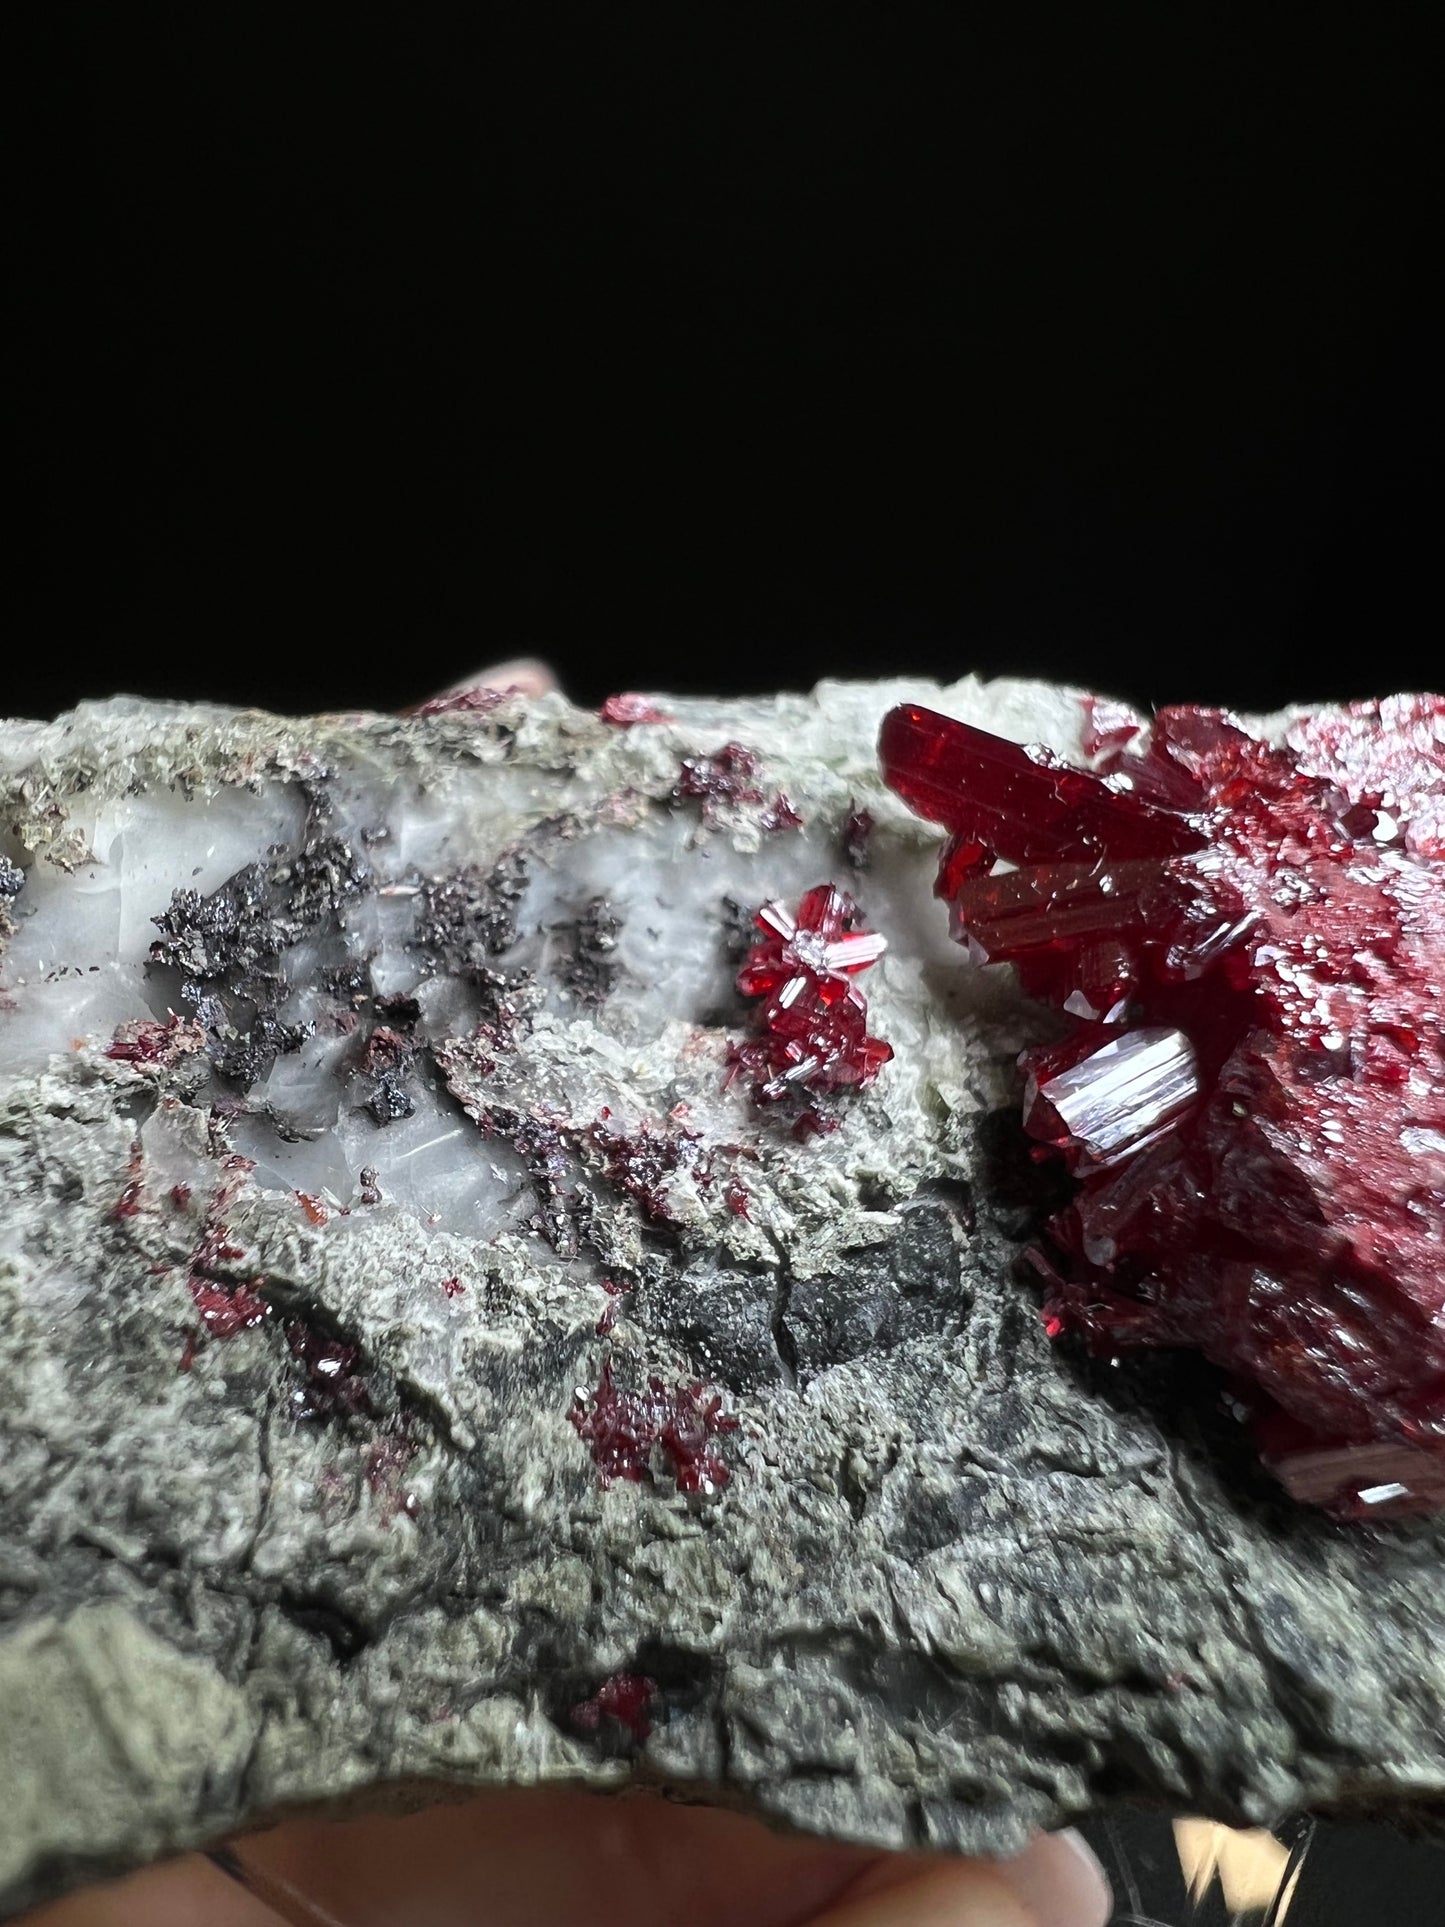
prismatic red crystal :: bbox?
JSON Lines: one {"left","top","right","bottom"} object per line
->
{"left": 598, "top": 692, "right": 674, "bottom": 727}
{"left": 104, "top": 1013, "right": 206, "bottom": 1067}
{"left": 569, "top": 1362, "right": 737, "bottom": 1494}
{"left": 728, "top": 885, "right": 892, "bottom": 1127}
{"left": 880, "top": 696, "right": 1445, "bottom": 1519}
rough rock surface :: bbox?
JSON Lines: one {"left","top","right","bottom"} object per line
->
{"left": 1, "top": 680, "right": 1443, "bottom": 1915}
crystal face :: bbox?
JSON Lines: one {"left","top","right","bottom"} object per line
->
{"left": 728, "top": 885, "right": 893, "bottom": 1131}
{"left": 880, "top": 695, "right": 1445, "bottom": 1519}
{"left": 568, "top": 1363, "right": 737, "bottom": 1494}
{"left": 598, "top": 693, "right": 674, "bottom": 727}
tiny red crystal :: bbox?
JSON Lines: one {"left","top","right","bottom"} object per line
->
{"left": 569, "top": 1362, "right": 737, "bottom": 1493}
{"left": 571, "top": 1671, "right": 657, "bottom": 1743}
{"left": 880, "top": 695, "right": 1445, "bottom": 1520}
{"left": 109, "top": 1180, "right": 143, "bottom": 1221}
{"left": 599, "top": 693, "right": 674, "bottom": 727}
{"left": 729, "top": 885, "right": 893, "bottom": 1126}
{"left": 842, "top": 805, "right": 875, "bottom": 869}
{"left": 364, "top": 1432, "right": 421, "bottom": 1521}
{"left": 676, "top": 743, "right": 765, "bottom": 814}
{"left": 104, "top": 1013, "right": 206, "bottom": 1067}
{"left": 189, "top": 1276, "right": 270, "bottom": 1339}
{"left": 589, "top": 1119, "right": 705, "bottom": 1224}
{"left": 405, "top": 684, "right": 513, "bottom": 719}
{"left": 285, "top": 1321, "right": 373, "bottom": 1421}
{"left": 760, "top": 792, "right": 804, "bottom": 833}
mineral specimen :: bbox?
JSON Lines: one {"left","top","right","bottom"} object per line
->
{"left": 880, "top": 697, "right": 1445, "bottom": 1519}
{"left": 3, "top": 679, "right": 1445, "bottom": 1916}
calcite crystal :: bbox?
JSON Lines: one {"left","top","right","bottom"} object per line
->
{"left": 880, "top": 698, "right": 1445, "bottom": 1520}
{"left": 3, "top": 680, "right": 1445, "bottom": 1915}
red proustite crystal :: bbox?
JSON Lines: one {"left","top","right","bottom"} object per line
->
{"left": 285, "top": 1322, "right": 373, "bottom": 1421}
{"left": 598, "top": 692, "right": 674, "bottom": 727}
{"left": 569, "top": 1362, "right": 737, "bottom": 1494}
{"left": 759, "top": 792, "right": 804, "bottom": 833}
{"left": 879, "top": 696, "right": 1445, "bottom": 1520}
{"left": 110, "top": 1180, "right": 143, "bottom": 1220}
{"left": 676, "top": 743, "right": 765, "bottom": 815}
{"left": 729, "top": 885, "right": 893, "bottom": 1123}
{"left": 842, "top": 804, "right": 875, "bottom": 869}
{"left": 404, "top": 685, "right": 513, "bottom": 719}
{"left": 571, "top": 1671, "right": 657, "bottom": 1743}
{"left": 589, "top": 1118, "right": 705, "bottom": 1224}
{"left": 104, "top": 1013, "right": 206, "bottom": 1067}
{"left": 364, "top": 1432, "right": 421, "bottom": 1521}
{"left": 189, "top": 1276, "right": 270, "bottom": 1339}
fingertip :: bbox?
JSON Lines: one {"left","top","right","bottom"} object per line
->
{"left": 446, "top": 657, "right": 557, "bottom": 697}
{"left": 809, "top": 1830, "right": 1111, "bottom": 1927}
{"left": 993, "top": 1830, "right": 1113, "bottom": 1927}
{"left": 809, "top": 1856, "right": 1036, "bottom": 1926}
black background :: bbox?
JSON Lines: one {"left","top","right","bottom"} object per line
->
{"left": 10, "top": 9, "right": 1442, "bottom": 722}
{"left": 9, "top": 14, "right": 1445, "bottom": 1919}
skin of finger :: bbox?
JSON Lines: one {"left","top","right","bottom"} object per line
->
{"left": 810, "top": 1857, "right": 1037, "bottom": 1927}
{"left": 230, "top": 1789, "right": 885, "bottom": 1927}
{"left": 837, "top": 1829, "right": 1110, "bottom": 1927}
{"left": 17, "top": 1851, "right": 279, "bottom": 1927}
{"left": 438, "top": 658, "right": 557, "bottom": 698}
{"left": 991, "top": 1831, "right": 1112, "bottom": 1927}
{"left": 236, "top": 1793, "right": 1106, "bottom": 1927}
{"left": 14, "top": 1799, "right": 1106, "bottom": 1927}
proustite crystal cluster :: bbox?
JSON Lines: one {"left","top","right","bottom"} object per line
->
{"left": 880, "top": 696, "right": 1445, "bottom": 1518}
{"left": 727, "top": 884, "right": 892, "bottom": 1132}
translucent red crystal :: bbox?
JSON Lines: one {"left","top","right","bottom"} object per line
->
{"left": 729, "top": 886, "right": 892, "bottom": 1124}
{"left": 569, "top": 1362, "right": 736, "bottom": 1494}
{"left": 599, "top": 692, "right": 674, "bottom": 727}
{"left": 285, "top": 1321, "right": 373, "bottom": 1421}
{"left": 405, "top": 684, "right": 513, "bottom": 719}
{"left": 676, "top": 742, "right": 765, "bottom": 813}
{"left": 759, "top": 792, "right": 804, "bottom": 833}
{"left": 589, "top": 1118, "right": 705, "bottom": 1224}
{"left": 571, "top": 1671, "right": 657, "bottom": 1743}
{"left": 104, "top": 1013, "right": 206, "bottom": 1067}
{"left": 189, "top": 1276, "right": 270, "bottom": 1338}
{"left": 364, "top": 1432, "right": 421, "bottom": 1521}
{"left": 880, "top": 696, "right": 1445, "bottom": 1519}
{"left": 842, "top": 805, "right": 875, "bottom": 869}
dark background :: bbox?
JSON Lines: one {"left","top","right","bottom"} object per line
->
{"left": 10, "top": 9, "right": 1442, "bottom": 722}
